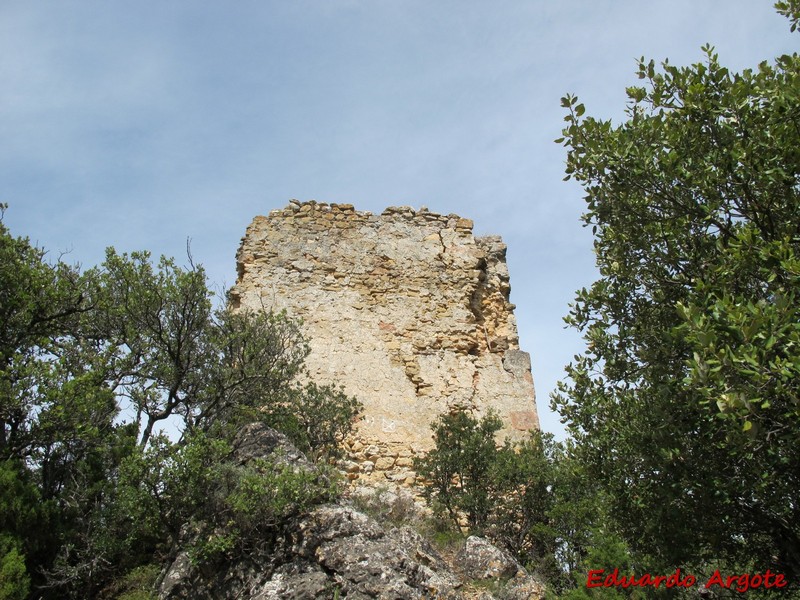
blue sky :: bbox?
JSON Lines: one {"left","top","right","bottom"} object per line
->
{"left": 1, "top": 1, "right": 795, "bottom": 439}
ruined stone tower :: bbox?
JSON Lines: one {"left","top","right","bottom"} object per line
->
{"left": 230, "top": 201, "right": 538, "bottom": 484}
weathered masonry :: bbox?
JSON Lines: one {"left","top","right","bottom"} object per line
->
{"left": 230, "top": 201, "right": 538, "bottom": 485}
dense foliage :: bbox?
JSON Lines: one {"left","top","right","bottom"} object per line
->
{"left": 0, "top": 207, "right": 360, "bottom": 599}
{"left": 414, "top": 408, "right": 648, "bottom": 597}
{"left": 415, "top": 6, "right": 800, "bottom": 598}
{"left": 553, "top": 3, "right": 800, "bottom": 590}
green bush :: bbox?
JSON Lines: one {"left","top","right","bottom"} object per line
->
{"left": 189, "top": 456, "right": 338, "bottom": 564}
{"left": 414, "top": 409, "right": 503, "bottom": 530}
{"left": 109, "top": 564, "right": 159, "bottom": 600}
{"left": 260, "top": 382, "right": 362, "bottom": 461}
{"left": 0, "top": 537, "right": 29, "bottom": 600}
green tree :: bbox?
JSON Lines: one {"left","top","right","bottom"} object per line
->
{"left": 0, "top": 207, "right": 126, "bottom": 596}
{"left": 0, "top": 463, "right": 36, "bottom": 600}
{"left": 0, "top": 208, "right": 361, "bottom": 598}
{"left": 414, "top": 409, "right": 503, "bottom": 530}
{"left": 0, "top": 535, "right": 29, "bottom": 600}
{"left": 95, "top": 250, "right": 360, "bottom": 459}
{"left": 554, "top": 6, "right": 800, "bottom": 583}
{"left": 412, "top": 408, "right": 635, "bottom": 596}
{"left": 95, "top": 248, "right": 216, "bottom": 448}
{"left": 199, "top": 308, "right": 360, "bottom": 459}
{"left": 490, "top": 433, "right": 557, "bottom": 574}
{"left": 0, "top": 204, "right": 95, "bottom": 461}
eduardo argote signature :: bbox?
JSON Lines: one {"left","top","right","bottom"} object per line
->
{"left": 587, "top": 568, "right": 788, "bottom": 593}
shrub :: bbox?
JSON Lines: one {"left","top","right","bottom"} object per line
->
{"left": 414, "top": 409, "right": 503, "bottom": 530}
{"left": 0, "top": 536, "right": 29, "bottom": 600}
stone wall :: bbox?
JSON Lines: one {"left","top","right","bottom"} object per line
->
{"left": 230, "top": 200, "right": 538, "bottom": 485}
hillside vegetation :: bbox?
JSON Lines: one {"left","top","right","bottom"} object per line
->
{"left": 0, "top": 208, "right": 360, "bottom": 599}
{"left": 2, "top": 3, "right": 800, "bottom": 598}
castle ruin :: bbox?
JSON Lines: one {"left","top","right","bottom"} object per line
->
{"left": 230, "top": 201, "right": 538, "bottom": 485}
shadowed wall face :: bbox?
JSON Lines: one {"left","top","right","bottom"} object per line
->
{"left": 232, "top": 200, "right": 538, "bottom": 484}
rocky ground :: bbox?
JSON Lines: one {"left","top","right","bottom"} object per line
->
{"left": 157, "top": 423, "right": 545, "bottom": 599}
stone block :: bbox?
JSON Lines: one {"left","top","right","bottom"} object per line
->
{"left": 374, "top": 456, "right": 396, "bottom": 470}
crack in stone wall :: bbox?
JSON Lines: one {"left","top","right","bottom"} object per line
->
{"left": 230, "top": 201, "right": 539, "bottom": 486}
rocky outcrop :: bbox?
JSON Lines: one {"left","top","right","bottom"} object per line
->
{"left": 455, "top": 537, "right": 545, "bottom": 600}
{"left": 231, "top": 201, "right": 539, "bottom": 485}
{"left": 158, "top": 423, "right": 544, "bottom": 600}
{"left": 159, "top": 504, "right": 463, "bottom": 599}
